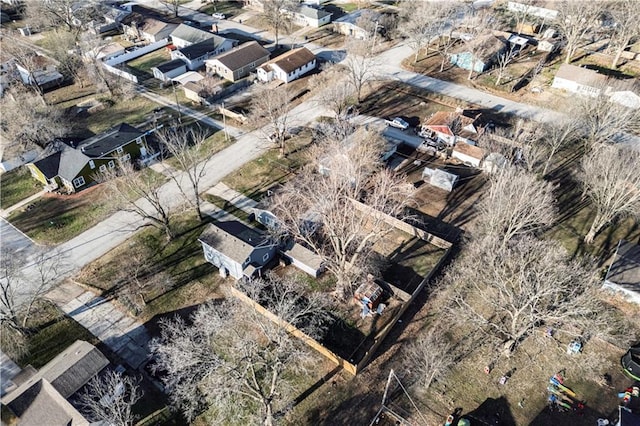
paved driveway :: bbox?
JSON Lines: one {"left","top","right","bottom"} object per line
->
{"left": 0, "top": 218, "right": 34, "bottom": 255}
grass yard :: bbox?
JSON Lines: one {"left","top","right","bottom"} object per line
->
{"left": 80, "top": 96, "right": 160, "bottom": 134}
{"left": 162, "top": 127, "right": 234, "bottom": 171}
{"left": 0, "top": 167, "right": 41, "bottom": 210}
{"left": 76, "top": 211, "right": 226, "bottom": 322}
{"left": 7, "top": 184, "right": 113, "bottom": 245}
{"left": 126, "top": 48, "right": 172, "bottom": 76}
{"left": 223, "top": 128, "right": 315, "bottom": 199}
{"left": 198, "top": 0, "right": 245, "bottom": 18}
{"left": 0, "top": 300, "right": 98, "bottom": 369}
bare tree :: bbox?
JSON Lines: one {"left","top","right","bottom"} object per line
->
{"left": 477, "top": 166, "right": 556, "bottom": 245}
{"left": 96, "top": 161, "right": 176, "bottom": 241}
{"left": 404, "top": 331, "right": 455, "bottom": 389}
{"left": 156, "top": 125, "right": 214, "bottom": 219}
{"left": 0, "top": 248, "right": 68, "bottom": 335}
{"left": 555, "top": 1, "right": 604, "bottom": 64}
{"left": 159, "top": 0, "right": 181, "bottom": 18}
{"left": 539, "top": 117, "right": 581, "bottom": 177}
{"left": 78, "top": 370, "right": 143, "bottom": 426}
{"left": 579, "top": 144, "right": 640, "bottom": 244}
{"left": 25, "top": 0, "right": 103, "bottom": 35}
{"left": 150, "top": 275, "right": 327, "bottom": 425}
{"left": 398, "top": 0, "right": 460, "bottom": 63}
{"left": 41, "top": 30, "right": 86, "bottom": 87}
{"left": 309, "top": 66, "right": 355, "bottom": 120}
{"left": 447, "top": 235, "right": 605, "bottom": 353}
{"left": 249, "top": 86, "right": 293, "bottom": 158}
{"left": 261, "top": 0, "right": 297, "bottom": 46}
{"left": 269, "top": 128, "right": 414, "bottom": 298}
{"left": 607, "top": 0, "right": 640, "bottom": 68}
{"left": 494, "top": 42, "right": 518, "bottom": 86}
{"left": 458, "top": 9, "right": 496, "bottom": 80}
{"left": 0, "top": 86, "right": 66, "bottom": 150}
{"left": 342, "top": 39, "right": 379, "bottom": 103}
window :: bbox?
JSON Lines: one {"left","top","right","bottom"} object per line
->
{"left": 121, "top": 153, "right": 131, "bottom": 162}
{"left": 89, "top": 160, "right": 95, "bottom": 169}
{"left": 99, "top": 164, "right": 107, "bottom": 172}
{"left": 136, "top": 137, "right": 143, "bottom": 145}
{"left": 72, "top": 176, "right": 85, "bottom": 188}
{"left": 108, "top": 160, "right": 115, "bottom": 169}
{"left": 262, "top": 253, "right": 270, "bottom": 262}
{"left": 116, "top": 147, "right": 124, "bottom": 154}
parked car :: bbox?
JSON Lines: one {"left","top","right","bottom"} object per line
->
{"left": 386, "top": 117, "right": 409, "bottom": 130}
{"left": 212, "top": 13, "right": 226, "bottom": 20}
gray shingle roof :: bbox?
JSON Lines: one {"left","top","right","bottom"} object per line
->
{"left": 77, "top": 123, "right": 144, "bottom": 157}
{"left": 199, "top": 221, "right": 266, "bottom": 264}
{"left": 299, "top": 5, "right": 332, "bottom": 20}
{"left": 154, "top": 58, "right": 187, "bottom": 73}
{"left": 171, "top": 24, "right": 214, "bottom": 45}
{"left": 208, "top": 41, "right": 270, "bottom": 71}
{"left": 6, "top": 379, "right": 88, "bottom": 425}
{"left": 178, "top": 35, "right": 228, "bottom": 60}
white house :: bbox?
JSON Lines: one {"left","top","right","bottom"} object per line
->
{"left": 199, "top": 222, "right": 278, "bottom": 280}
{"left": 89, "top": 5, "right": 131, "bottom": 34}
{"left": 205, "top": 41, "right": 271, "bottom": 82}
{"left": 171, "top": 35, "right": 235, "bottom": 71}
{"left": 421, "top": 110, "right": 482, "bottom": 146}
{"left": 507, "top": 1, "right": 558, "bottom": 20}
{"left": 85, "top": 42, "right": 126, "bottom": 61}
{"left": 170, "top": 24, "right": 215, "bottom": 49}
{"left": 333, "top": 9, "right": 380, "bottom": 39}
{"left": 609, "top": 90, "right": 640, "bottom": 109}
{"left": 15, "top": 56, "right": 63, "bottom": 90}
{"left": 257, "top": 47, "right": 316, "bottom": 83}
{"left": 152, "top": 59, "right": 187, "bottom": 82}
{"left": 452, "top": 142, "right": 485, "bottom": 167}
{"left": 551, "top": 64, "right": 607, "bottom": 97}
{"left": 289, "top": 5, "right": 332, "bottom": 28}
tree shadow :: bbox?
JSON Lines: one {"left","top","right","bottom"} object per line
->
{"left": 460, "top": 396, "right": 517, "bottom": 426}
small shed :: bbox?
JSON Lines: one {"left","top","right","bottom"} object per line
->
{"left": 482, "top": 152, "right": 508, "bottom": 173}
{"left": 452, "top": 142, "right": 485, "bottom": 167}
{"left": 354, "top": 275, "right": 386, "bottom": 318}
{"left": 422, "top": 167, "right": 459, "bottom": 192}
{"left": 280, "top": 243, "right": 324, "bottom": 278}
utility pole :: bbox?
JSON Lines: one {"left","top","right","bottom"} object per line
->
{"left": 221, "top": 101, "right": 229, "bottom": 142}
{"left": 172, "top": 81, "right": 182, "bottom": 123}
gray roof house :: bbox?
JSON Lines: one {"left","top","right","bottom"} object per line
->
{"left": 333, "top": 9, "right": 380, "bottom": 39}
{"left": 199, "top": 220, "right": 278, "bottom": 280}
{"left": 170, "top": 23, "right": 215, "bottom": 48}
{"left": 171, "top": 35, "right": 236, "bottom": 71}
{"left": 1, "top": 340, "right": 109, "bottom": 425}
{"left": 152, "top": 58, "right": 188, "bottom": 81}
{"left": 205, "top": 41, "right": 271, "bottom": 82}
{"left": 289, "top": 5, "right": 332, "bottom": 28}
{"left": 603, "top": 240, "right": 640, "bottom": 304}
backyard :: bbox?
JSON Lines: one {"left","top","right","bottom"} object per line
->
{"left": 0, "top": 167, "right": 41, "bottom": 210}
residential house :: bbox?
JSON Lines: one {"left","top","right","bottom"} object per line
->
{"left": 420, "top": 110, "right": 483, "bottom": 146}
{"left": 27, "top": 123, "right": 149, "bottom": 193}
{"left": 172, "top": 70, "right": 204, "bottom": 86}
{"left": 551, "top": 64, "right": 607, "bottom": 97}
{"left": 85, "top": 41, "right": 126, "bottom": 62}
{"left": 199, "top": 220, "right": 278, "bottom": 280}
{"left": 289, "top": 5, "right": 332, "bottom": 28}
{"left": 603, "top": 240, "right": 640, "bottom": 304}
{"left": 507, "top": 1, "right": 558, "bottom": 20}
{"left": 421, "top": 168, "right": 459, "bottom": 192}
{"left": 451, "top": 142, "right": 485, "bottom": 167}
{"left": 171, "top": 35, "right": 236, "bottom": 71}
{"left": 449, "top": 33, "right": 507, "bottom": 73}
{"left": 205, "top": 41, "right": 270, "bottom": 82}
{"left": 89, "top": 5, "right": 131, "bottom": 34}
{"left": 152, "top": 58, "right": 187, "bottom": 81}
{"left": 610, "top": 90, "right": 640, "bottom": 109}
{"left": 257, "top": 47, "right": 316, "bottom": 83}
{"left": 170, "top": 23, "right": 215, "bottom": 48}
{"left": 121, "top": 13, "right": 177, "bottom": 43}
{"left": 333, "top": 9, "right": 381, "bottom": 40}
{"left": 15, "top": 56, "right": 63, "bottom": 90}
{"left": 1, "top": 340, "right": 109, "bottom": 426}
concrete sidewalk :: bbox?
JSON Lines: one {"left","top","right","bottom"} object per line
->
{"left": 0, "top": 190, "right": 45, "bottom": 218}
{"left": 206, "top": 182, "right": 257, "bottom": 214}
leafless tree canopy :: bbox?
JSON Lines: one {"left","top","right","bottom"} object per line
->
{"left": 249, "top": 86, "right": 293, "bottom": 157}
{"left": 447, "top": 235, "right": 605, "bottom": 353}
{"left": 156, "top": 125, "right": 213, "bottom": 219}
{"left": 554, "top": 1, "right": 605, "bottom": 64}
{"left": 78, "top": 370, "right": 143, "bottom": 426}
{"left": 342, "top": 39, "right": 379, "bottom": 103}
{"left": 309, "top": 66, "right": 355, "bottom": 120}
{"left": 605, "top": 0, "right": 640, "bottom": 68}
{"left": 150, "top": 275, "right": 325, "bottom": 425}
{"left": 95, "top": 161, "right": 175, "bottom": 241}
{"left": 403, "top": 330, "right": 455, "bottom": 389}
{"left": 269, "top": 128, "right": 414, "bottom": 298}
{"left": 261, "top": 0, "right": 297, "bottom": 46}
{"left": 25, "top": 0, "right": 103, "bottom": 34}
{"left": 579, "top": 144, "right": 640, "bottom": 244}
{"left": 476, "top": 166, "right": 556, "bottom": 244}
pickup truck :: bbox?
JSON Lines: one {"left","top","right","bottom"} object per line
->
{"left": 385, "top": 117, "right": 409, "bottom": 130}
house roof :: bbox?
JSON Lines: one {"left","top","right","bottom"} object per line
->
{"left": 554, "top": 64, "right": 607, "bottom": 87}
{"left": 199, "top": 221, "right": 267, "bottom": 264}
{"left": 298, "top": 5, "right": 332, "bottom": 20}
{"left": 459, "top": 33, "right": 506, "bottom": 63}
{"left": 286, "top": 242, "right": 323, "bottom": 270}
{"left": 334, "top": 9, "right": 380, "bottom": 25}
{"left": 172, "top": 70, "right": 203, "bottom": 84}
{"left": 207, "top": 41, "right": 270, "bottom": 71}
{"left": 77, "top": 123, "right": 144, "bottom": 157}
{"left": 262, "top": 47, "right": 315, "bottom": 74}
{"left": 425, "top": 111, "right": 479, "bottom": 139}
{"left": 141, "top": 18, "right": 176, "bottom": 36}
{"left": 171, "top": 24, "right": 214, "bottom": 45}
{"left": 178, "top": 35, "right": 228, "bottom": 60}
{"left": 32, "top": 150, "right": 63, "bottom": 180}
{"left": 605, "top": 240, "right": 640, "bottom": 294}
{"left": 6, "top": 379, "right": 88, "bottom": 425}
{"left": 2, "top": 341, "right": 108, "bottom": 409}
{"left": 453, "top": 142, "right": 485, "bottom": 160}
{"left": 154, "top": 58, "right": 187, "bottom": 73}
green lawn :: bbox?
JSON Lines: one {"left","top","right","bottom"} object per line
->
{"left": 78, "top": 96, "right": 160, "bottom": 135}
{"left": 126, "top": 48, "right": 171, "bottom": 75}
{"left": 164, "top": 128, "right": 235, "bottom": 171}
{"left": 76, "top": 211, "right": 226, "bottom": 321}
{"left": 1, "top": 301, "right": 98, "bottom": 369}
{"left": 0, "top": 167, "right": 41, "bottom": 210}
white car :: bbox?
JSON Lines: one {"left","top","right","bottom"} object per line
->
{"left": 387, "top": 117, "right": 409, "bottom": 130}
{"left": 212, "top": 13, "right": 226, "bottom": 20}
